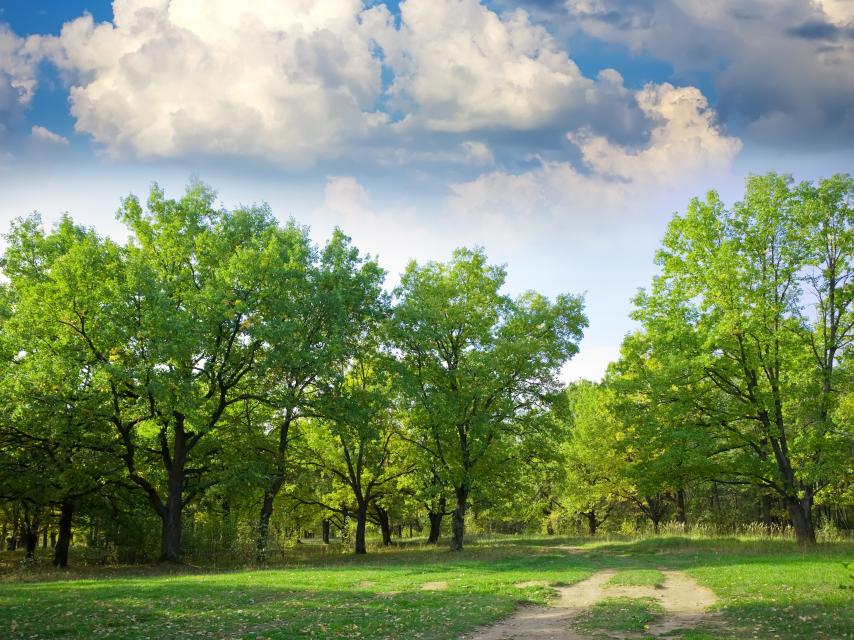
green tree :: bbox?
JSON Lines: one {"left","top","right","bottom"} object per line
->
{"left": 249, "top": 227, "right": 385, "bottom": 560}
{"left": 390, "top": 248, "right": 586, "bottom": 550}
{"left": 0, "top": 216, "right": 121, "bottom": 565}
{"left": 632, "top": 173, "right": 853, "bottom": 543}
{"left": 559, "top": 381, "right": 628, "bottom": 535}
{"left": 296, "top": 353, "right": 409, "bottom": 554}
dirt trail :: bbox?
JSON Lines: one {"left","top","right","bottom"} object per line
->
{"left": 466, "top": 569, "right": 719, "bottom": 640}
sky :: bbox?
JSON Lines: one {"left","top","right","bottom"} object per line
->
{"left": 0, "top": 0, "right": 852, "bottom": 381}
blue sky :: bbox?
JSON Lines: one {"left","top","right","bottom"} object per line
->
{"left": 1, "top": 0, "right": 852, "bottom": 380}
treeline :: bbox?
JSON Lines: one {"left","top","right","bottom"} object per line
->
{"left": 0, "top": 182, "right": 585, "bottom": 566}
{"left": 0, "top": 173, "right": 851, "bottom": 567}
{"left": 558, "top": 173, "right": 853, "bottom": 545}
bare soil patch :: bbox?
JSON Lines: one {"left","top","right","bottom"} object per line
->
{"left": 421, "top": 580, "right": 448, "bottom": 590}
{"left": 466, "top": 569, "right": 721, "bottom": 640}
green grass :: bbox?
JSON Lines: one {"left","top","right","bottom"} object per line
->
{"left": 606, "top": 568, "right": 665, "bottom": 588}
{"left": 576, "top": 596, "right": 663, "bottom": 633}
{"left": 0, "top": 535, "right": 851, "bottom": 639}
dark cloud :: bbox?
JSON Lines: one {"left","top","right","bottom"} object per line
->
{"left": 787, "top": 20, "right": 842, "bottom": 40}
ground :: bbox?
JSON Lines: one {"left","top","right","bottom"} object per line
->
{"left": 0, "top": 535, "right": 852, "bottom": 639}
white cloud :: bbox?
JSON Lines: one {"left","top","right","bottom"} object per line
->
{"left": 365, "top": 0, "right": 594, "bottom": 132}
{"left": 569, "top": 83, "right": 742, "bottom": 183}
{"left": 37, "top": 0, "right": 657, "bottom": 164}
{"left": 451, "top": 82, "right": 741, "bottom": 221}
{"left": 43, "top": 0, "right": 387, "bottom": 164}
{"left": 817, "top": 0, "right": 854, "bottom": 25}
{"left": 30, "top": 0, "right": 728, "bottom": 168}
{"left": 0, "top": 25, "right": 41, "bottom": 114}
{"left": 31, "top": 125, "right": 70, "bottom": 145}
{"left": 460, "top": 140, "right": 495, "bottom": 165}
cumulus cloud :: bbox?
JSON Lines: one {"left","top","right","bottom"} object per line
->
{"left": 42, "top": 0, "right": 387, "bottom": 164}
{"left": 450, "top": 82, "right": 742, "bottom": 221}
{"left": 364, "top": 0, "right": 647, "bottom": 141}
{"left": 35, "top": 0, "right": 659, "bottom": 163}
{"left": 0, "top": 25, "right": 41, "bottom": 115}
{"left": 365, "top": 0, "right": 588, "bottom": 132}
{"left": 31, "top": 125, "right": 70, "bottom": 145}
{"left": 564, "top": 0, "right": 854, "bottom": 149}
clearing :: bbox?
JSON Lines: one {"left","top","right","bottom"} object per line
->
{"left": 0, "top": 535, "right": 851, "bottom": 639}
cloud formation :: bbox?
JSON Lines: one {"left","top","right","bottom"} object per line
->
{"left": 451, "top": 83, "right": 742, "bottom": 220}
{"left": 564, "top": 0, "right": 854, "bottom": 149}
{"left": 31, "top": 125, "right": 69, "bottom": 145}
{"left": 32, "top": 0, "right": 671, "bottom": 165}
{"left": 43, "top": 0, "right": 387, "bottom": 164}
{"left": 0, "top": 25, "right": 40, "bottom": 115}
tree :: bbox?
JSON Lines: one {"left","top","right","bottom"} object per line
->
{"left": 296, "top": 353, "right": 409, "bottom": 554}
{"left": 4, "top": 184, "right": 292, "bottom": 562}
{"left": 0, "top": 216, "right": 121, "bottom": 566}
{"left": 249, "top": 227, "right": 385, "bottom": 560}
{"left": 559, "top": 382, "right": 628, "bottom": 535}
{"left": 390, "top": 248, "right": 586, "bottom": 550}
{"left": 632, "top": 173, "right": 854, "bottom": 543}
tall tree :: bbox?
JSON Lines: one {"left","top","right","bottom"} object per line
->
{"left": 390, "top": 248, "right": 586, "bottom": 550}
{"left": 250, "top": 227, "right": 385, "bottom": 560}
{"left": 632, "top": 173, "right": 853, "bottom": 543}
{"left": 0, "top": 217, "right": 120, "bottom": 566}
{"left": 4, "top": 184, "right": 289, "bottom": 561}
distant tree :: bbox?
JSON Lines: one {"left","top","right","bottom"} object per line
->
{"left": 296, "top": 352, "right": 410, "bottom": 554}
{"left": 559, "top": 381, "right": 629, "bottom": 535}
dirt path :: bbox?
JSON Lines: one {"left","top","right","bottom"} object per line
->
{"left": 465, "top": 569, "right": 719, "bottom": 640}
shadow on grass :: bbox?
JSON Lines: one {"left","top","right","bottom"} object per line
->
{"left": 1, "top": 536, "right": 852, "bottom": 639}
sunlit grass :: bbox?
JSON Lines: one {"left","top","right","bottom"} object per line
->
{"left": 0, "top": 534, "right": 851, "bottom": 639}
{"left": 576, "top": 596, "right": 664, "bottom": 633}
{"left": 606, "top": 569, "right": 665, "bottom": 588}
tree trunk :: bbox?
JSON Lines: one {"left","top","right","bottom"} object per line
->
{"left": 354, "top": 506, "right": 367, "bottom": 554}
{"left": 53, "top": 500, "right": 73, "bottom": 568}
{"left": 427, "top": 495, "right": 445, "bottom": 544}
{"left": 159, "top": 417, "right": 187, "bottom": 563}
{"left": 256, "top": 491, "right": 275, "bottom": 562}
{"left": 761, "top": 494, "right": 773, "bottom": 534}
{"left": 427, "top": 512, "right": 443, "bottom": 544}
{"left": 322, "top": 519, "right": 331, "bottom": 544}
{"left": 24, "top": 528, "right": 38, "bottom": 560}
{"left": 254, "top": 410, "right": 293, "bottom": 560}
{"left": 375, "top": 506, "right": 392, "bottom": 546}
{"left": 785, "top": 495, "right": 816, "bottom": 544}
{"left": 676, "top": 489, "right": 687, "bottom": 527}
{"left": 586, "top": 511, "right": 597, "bottom": 536}
{"left": 450, "top": 484, "right": 468, "bottom": 552}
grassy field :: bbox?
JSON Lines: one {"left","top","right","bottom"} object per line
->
{"left": 0, "top": 535, "right": 852, "bottom": 639}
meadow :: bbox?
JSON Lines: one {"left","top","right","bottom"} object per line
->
{"left": 1, "top": 534, "right": 852, "bottom": 639}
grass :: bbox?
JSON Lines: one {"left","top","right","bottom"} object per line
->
{"left": 0, "top": 534, "right": 852, "bottom": 639}
{"left": 606, "top": 569, "right": 665, "bottom": 588}
{"left": 576, "top": 596, "right": 663, "bottom": 633}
